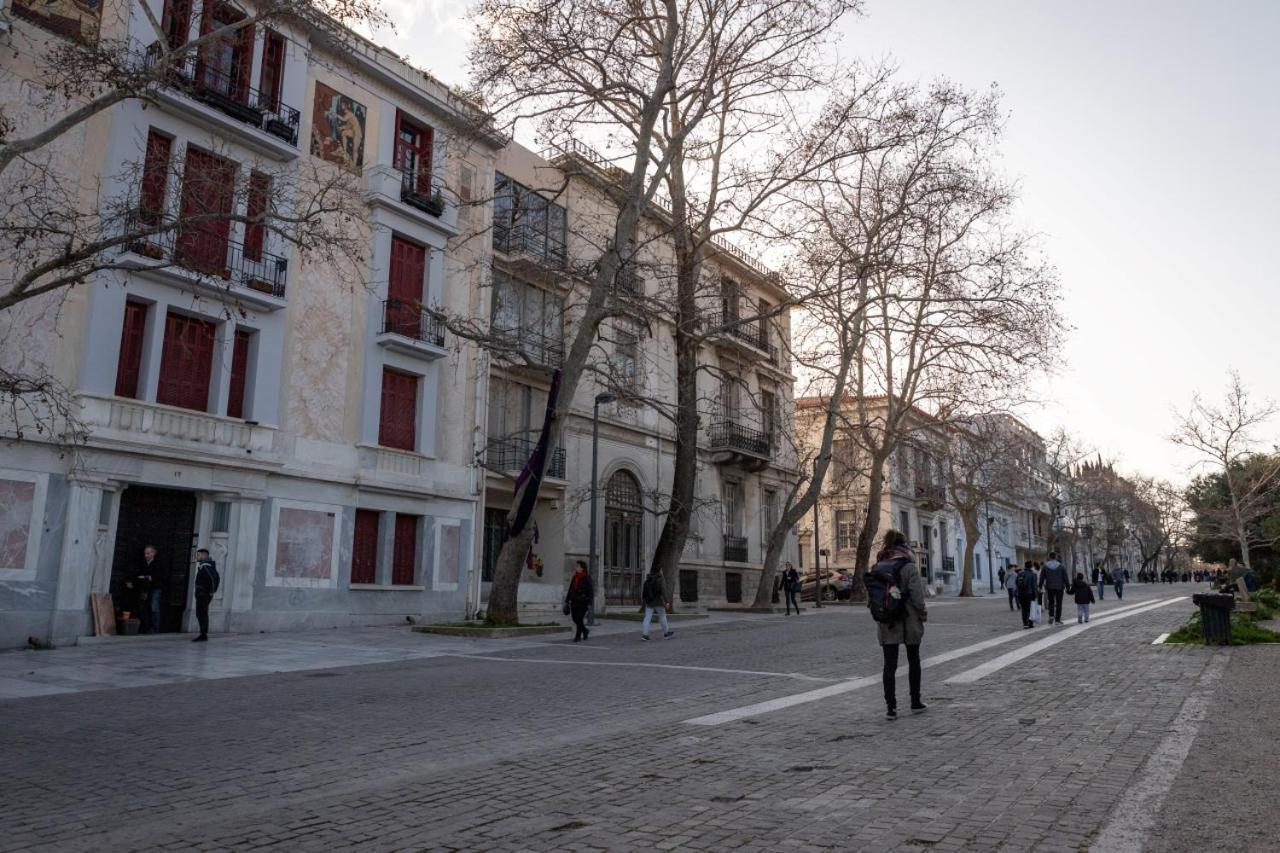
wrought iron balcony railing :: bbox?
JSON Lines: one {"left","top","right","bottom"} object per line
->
{"left": 493, "top": 222, "right": 567, "bottom": 269}
{"left": 125, "top": 215, "right": 288, "bottom": 297}
{"left": 143, "top": 42, "right": 301, "bottom": 145}
{"left": 382, "top": 299, "right": 445, "bottom": 347}
{"left": 723, "top": 534, "right": 749, "bottom": 563}
{"left": 914, "top": 482, "right": 946, "bottom": 507}
{"left": 703, "top": 306, "right": 775, "bottom": 358}
{"left": 490, "top": 326, "right": 565, "bottom": 371}
{"left": 708, "top": 419, "right": 771, "bottom": 458}
{"left": 485, "top": 434, "right": 566, "bottom": 480}
{"left": 399, "top": 169, "right": 445, "bottom": 217}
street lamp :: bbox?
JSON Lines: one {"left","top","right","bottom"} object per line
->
{"left": 588, "top": 392, "right": 616, "bottom": 625}
{"left": 817, "top": 548, "right": 829, "bottom": 608}
{"left": 985, "top": 499, "right": 995, "bottom": 595}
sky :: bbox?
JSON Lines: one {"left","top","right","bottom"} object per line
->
{"left": 371, "top": 0, "right": 1280, "bottom": 484}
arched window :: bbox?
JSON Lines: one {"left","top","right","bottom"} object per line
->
{"left": 604, "top": 470, "right": 644, "bottom": 605}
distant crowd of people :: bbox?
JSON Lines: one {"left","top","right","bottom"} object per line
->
{"left": 1137, "top": 567, "right": 1224, "bottom": 584}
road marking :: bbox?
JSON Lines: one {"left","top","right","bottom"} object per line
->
{"left": 685, "top": 597, "right": 1188, "bottom": 726}
{"left": 1153, "top": 633, "right": 1170, "bottom": 645}
{"left": 445, "top": 655, "right": 843, "bottom": 683}
{"left": 1090, "top": 653, "right": 1227, "bottom": 853}
{"left": 944, "top": 598, "right": 1188, "bottom": 685}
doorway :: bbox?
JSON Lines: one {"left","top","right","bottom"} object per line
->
{"left": 603, "top": 470, "right": 644, "bottom": 606}
{"left": 110, "top": 486, "right": 198, "bottom": 632}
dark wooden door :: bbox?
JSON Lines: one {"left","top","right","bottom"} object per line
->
{"left": 110, "top": 486, "right": 198, "bottom": 633}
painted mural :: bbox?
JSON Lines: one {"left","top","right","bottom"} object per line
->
{"left": 11, "top": 0, "right": 102, "bottom": 44}
{"left": 273, "top": 507, "right": 335, "bottom": 583}
{"left": 309, "top": 83, "right": 366, "bottom": 174}
{"left": 0, "top": 479, "right": 36, "bottom": 572}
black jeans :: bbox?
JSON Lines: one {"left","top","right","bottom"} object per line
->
{"left": 195, "top": 594, "right": 211, "bottom": 637}
{"left": 785, "top": 588, "right": 800, "bottom": 614}
{"left": 1019, "top": 594, "right": 1033, "bottom": 627}
{"left": 570, "top": 603, "right": 589, "bottom": 640}
{"left": 1007, "top": 588, "right": 1016, "bottom": 611}
{"left": 882, "top": 643, "right": 921, "bottom": 710}
{"left": 1045, "top": 588, "right": 1064, "bottom": 623}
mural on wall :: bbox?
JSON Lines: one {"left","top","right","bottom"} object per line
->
{"left": 0, "top": 479, "right": 36, "bottom": 572}
{"left": 11, "top": 0, "right": 102, "bottom": 44}
{"left": 438, "top": 524, "right": 460, "bottom": 585}
{"left": 310, "top": 83, "right": 366, "bottom": 174}
{"left": 273, "top": 507, "right": 335, "bottom": 582}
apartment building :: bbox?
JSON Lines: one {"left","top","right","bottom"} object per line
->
{"left": 0, "top": 0, "right": 500, "bottom": 646}
{"left": 476, "top": 141, "right": 800, "bottom": 615}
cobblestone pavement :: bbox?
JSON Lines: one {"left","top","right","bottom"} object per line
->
{"left": 2, "top": 583, "right": 1268, "bottom": 852}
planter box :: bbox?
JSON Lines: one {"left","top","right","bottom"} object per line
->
{"left": 411, "top": 623, "right": 571, "bottom": 639}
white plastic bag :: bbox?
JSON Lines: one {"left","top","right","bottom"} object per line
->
{"left": 1030, "top": 601, "right": 1042, "bottom": 625}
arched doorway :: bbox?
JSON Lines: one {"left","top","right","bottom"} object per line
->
{"left": 604, "top": 470, "right": 644, "bottom": 606}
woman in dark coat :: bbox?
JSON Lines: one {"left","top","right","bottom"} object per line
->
{"left": 873, "top": 529, "right": 928, "bottom": 719}
{"left": 565, "top": 560, "right": 594, "bottom": 642}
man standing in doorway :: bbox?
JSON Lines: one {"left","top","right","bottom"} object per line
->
{"left": 1041, "top": 552, "right": 1069, "bottom": 625}
{"left": 137, "top": 545, "right": 167, "bottom": 634}
{"left": 192, "top": 548, "right": 220, "bottom": 642}
{"left": 640, "top": 567, "right": 674, "bottom": 641}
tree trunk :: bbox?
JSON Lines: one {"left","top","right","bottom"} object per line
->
{"left": 651, "top": 316, "right": 700, "bottom": 593}
{"left": 959, "top": 511, "right": 980, "bottom": 597}
{"left": 854, "top": 452, "right": 889, "bottom": 575}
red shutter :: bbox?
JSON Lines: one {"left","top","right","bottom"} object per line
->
{"left": 114, "top": 301, "right": 148, "bottom": 399}
{"left": 226, "top": 329, "right": 251, "bottom": 418}
{"left": 392, "top": 514, "right": 418, "bottom": 585}
{"left": 393, "top": 112, "right": 433, "bottom": 194}
{"left": 176, "top": 148, "right": 236, "bottom": 277}
{"left": 161, "top": 0, "right": 192, "bottom": 50}
{"left": 234, "top": 22, "right": 255, "bottom": 104}
{"left": 351, "top": 509, "right": 380, "bottom": 584}
{"left": 259, "top": 30, "right": 285, "bottom": 110}
{"left": 139, "top": 131, "right": 172, "bottom": 228}
{"left": 156, "top": 312, "right": 216, "bottom": 412}
{"left": 378, "top": 368, "right": 418, "bottom": 451}
{"left": 386, "top": 235, "right": 426, "bottom": 335}
{"left": 244, "top": 171, "right": 270, "bottom": 262}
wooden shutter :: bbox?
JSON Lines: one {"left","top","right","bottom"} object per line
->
{"left": 243, "top": 171, "right": 270, "bottom": 262}
{"left": 114, "top": 301, "right": 148, "bottom": 399}
{"left": 226, "top": 329, "right": 251, "bottom": 418}
{"left": 139, "top": 131, "right": 172, "bottom": 227}
{"left": 351, "top": 509, "right": 380, "bottom": 585}
{"left": 161, "top": 0, "right": 192, "bottom": 50}
{"left": 392, "top": 514, "right": 417, "bottom": 585}
{"left": 176, "top": 148, "right": 236, "bottom": 277}
{"left": 386, "top": 235, "right": 426, "bottom": 336}
{"left": 378, "top": 368, "right": 418, "bottom": 451}
{"left": 234, "top": 22, "right": 255, "bottom": 104}
{"left": 156, "top": 311, "right": 216, "bottom": 412}
{"left": 259, "top": 29, "right": 285, "bottom": 110}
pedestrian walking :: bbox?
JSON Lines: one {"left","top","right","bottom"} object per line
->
{"left": 1032, "top": 561, "right": 1043, "bottom": 608}
{"left": 1016, "top": 560, "right": 1038, "bottom": 629}
{"left": 1095, "top": 566, "right": 1106, "bottom": 601}
{"left": 564, "top": 559, "right": 593, "bottom": 642}
{"left": 866, "top": 529, "right": 927, "bottom": 719}
{"left": 640, "top": 567, "right": 673, "bottom": 641}
{"left": 1070, "top": 572, "right": 1095, "bottom": 623}
{"left": 1112, "top": 564, "right": 1125, "bottom": 600}
{"left": 782, "top": 561, "right": 801, "bottom": 615}
{"left": 192, "top": 548, "right": 219, "bottom": 642}
{"left": 1040, "top": 552, "right": 1069, "bottom": 625}
{"left": 1003, "top": 565, "right": 1018, "bottom": 611}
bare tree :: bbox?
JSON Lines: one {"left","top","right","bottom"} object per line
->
{"left": 1170, "top": 370, "right": 1280, "bottom": 571}
{"left": 1128, "top": 476, "right": 1185, "bottom": 577}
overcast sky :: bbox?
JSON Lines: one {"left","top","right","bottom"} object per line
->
{"left": 374, "top": 0, "right": 1280, "bottom": 483}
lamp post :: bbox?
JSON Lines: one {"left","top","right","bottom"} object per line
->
{"left": 985, "top": 499, "right": 995, "bottom": 595}
{"left": 588, "top": 392, "right": 616, "bottom": 624}
{"left": 812, "top": 459, "right": 822, "bottom": 609}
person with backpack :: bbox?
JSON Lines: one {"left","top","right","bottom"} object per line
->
{"left": 781, "top": 561, "right": 801, "bottom": 615}
{"left": 640, "top": 567, "right": 673, "bottom": 641}
{"left": 1003, "top": 564, "right": 1018, "bottom": 611}
{"left": 1112, "top": 563, "right": 1126, "bottom": 600}
{"left": 1070, "top": 572, "right": 1095, "bottom": 623}
{"left": 564, "top": 559, "right": 594, "bottom": 642}
{"left": 1040, "top": 552, "right": 1069, "bottom": 625}
{"left": 1016, "top": 561, "right": 1038, "bottom": 629}
{"left": 865, "top": 529, "right": 927, "bottom": 719}
{"left": 192, "top": 548, "right": 220, "bottom": 642}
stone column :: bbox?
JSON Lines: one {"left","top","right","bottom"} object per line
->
{"left": 50, "top": 477, "right": 109, "bottom": 642}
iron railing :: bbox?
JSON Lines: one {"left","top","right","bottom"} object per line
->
{"left": 125, "top": 216, "right": 288, "bottom": 297}
{"left": 703, "top": 305, "right": 775, "bottom": 358}
{"left": 144, "top": 43, "right": 301, "bottom": 145}
{"left": 382, "top": 299, "right": 445, "bottom": 347}
{"left": 914, "top": 482, "right": 946, "bottom": 507}
{"left": 708, "top": 419, "right": 771, "bottom": 457}
{"left": 493, "top": 221, "right": 567, "bottom": 268}
{"left": 399, "top": 169, "right": 445, "bottom": 217}
{"left": 723, "top": 535, "right": 749, "bottom": 563}
{"left": 490, "top": 326, "right": 565, "bottom": 371}
{"left": 485, "top": 434, "right": 567, "bottom": 480}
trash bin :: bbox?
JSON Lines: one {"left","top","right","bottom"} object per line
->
{"left": 1192, "top": 593, "right": 1235, "bottom": 646}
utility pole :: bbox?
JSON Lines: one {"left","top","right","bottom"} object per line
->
{"left": 813, "top": 459, "right": 821, "bottom": 609}
{"left": 985, "top": 499, "right": 995, "bottom": 595}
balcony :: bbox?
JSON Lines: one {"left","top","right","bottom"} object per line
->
{"left": 399, "top": 170, "right": 445, "bottom": 218}
{"left": 121, "top": 217, "right": 289, "bottom": 311}
{"left": 702, "top": 306, "right": 776, "bottom": 360}
{"left": 485, "top": 435, "right": 567, "bottom": 481}
{"left": 363, "top": 166, "right": 458, "bottom": 237}
{"left": 914, "top": 482, "right": 946, "bottom": 511}
{"left": 377, "top": 299, "right": 447, "bottom": 359}
{"left": 143, "top": 43, "right": 301, "bottom": 160}
{"left": 493, "top": 223, "right": 569, "bottom": 286}
{"left": 723, "top": 535, "right": 749, "bottom": 563}
{"left": 78, "top": 393, "right": 277, "bottom": 465}
{"left": 491, "top": 326, "right": 564, "bottom": 374}
{"left": 708, "top": 419, "right": 772, "bottom": 472}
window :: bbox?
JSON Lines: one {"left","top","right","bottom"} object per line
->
{"left": 243, "top": 172, "right": 271, "bottom": 262}
{"left": 378, "top": 368, "right": 418, "bottom": 451}
{"left": 392, "top": 514, "right": 418, "bottom": 585}
{"left": 761, "top": 488, "right": 778, "bottom": 544}
{"left": 492, "top": 172, "right": 566, "bottom": 265}
{"left": 722, "top": 480, "right": 744, "bottom": 537}
{"left": 757, "top": 297, "right": 771, "bottom": 349}
{"left": 161, "top": 0, "right": 192, "bottom": 50}
{"left": 482, "top": 507, "right": 508, "bottom": 582}
{"left": 386, "top": 235, "right": 427, "bottom": 335}
{"left": 899, "top": 509, "right": 910, "bottom": 538}
{"left": 226, "top": 329, "right": 252, "bottom": 419}
{"left": 725, "top": 571, "right": 743, "bottom": 603}
{"left": 679, "top": 569, "right": 699, "bottom": 602}
{"left": 761, "top": 389, "right": 777, "bottom": 444}
{"left": 613, "top": 323, "right": 639, "bottom": 393}
{"left": 176, "top": 148, "right": 236, "bottom": 276}
{"left": 394, "top": 110, "right": 434, "bottom": 195}
{"left": 211, "top": 501, "right": 231, "bottom": 533}
{"left": 491, "top": 271, "right": 564, "bottom": 362}
{"left": 114, "top": 300, "right": 148, "bottom": 399}
{"left": 835, "top": 510, "right": 858, "bottom": 552}
{"left": 199, "top": 2, "right": 254, "bottom": 103}
{"left": 98, "top": 491, "right": 113, "bottom": 527}
{"left": 720, "top": 377, "right": 742, "bottom": 421}
{"left": 156, "top": 311, "right": 216, "bottom": 412}
{"left": 350, "top": 509, "right": 379, "bottom": 584}
{"left": 487, "top": 377, "right": 545, "bottom": 442}
{"left": 258, "top": 29, "right": 285, "bottom": 110}
{"left": 138, "top": 130, "right": 172, "bottom": 227}
{"left": 720, "top": 278, "right": 741, "bottom": 322}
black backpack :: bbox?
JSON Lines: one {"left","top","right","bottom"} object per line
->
{"left": 1015, "top": 570, "right": 1032, "bottom": 596}
{"left": 864, "top": 557, "right": 909, "bottom": 623}
{"left": 642, "top": 574, "right": 662, "bottom": 605}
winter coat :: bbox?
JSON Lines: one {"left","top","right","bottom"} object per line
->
{"left": 565, "top": 571, "right": 594, "bottom": 606}
{"left": 641, "top": 573, "right": 667, "bottom": 607}
{"left": 782, "top": 567, "right": 800, "bottom": 592}
{"left": 1003, "top": 571, "right": 1018, "bottom": 591}
{"left": 1041, "top": 561, "right": 1069, "bottom": 591}
{"left": 875, "top": 555, "right": 928, "bottom": 647}
{"left": 193, "top": 559, "right": 219, "bottom": 598}
{"left": 1070, "top": 580, "right": 1095, "bottom": 605}
{"left": 1015, "top": 568, "right": 1038, "bottom": 600}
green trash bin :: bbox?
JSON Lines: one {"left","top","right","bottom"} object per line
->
{"left": 1192, "top": 593, "right": 1235, "bottom": 645}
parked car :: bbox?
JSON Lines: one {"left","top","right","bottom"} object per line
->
{"left": 799, "top": 570, "right": 854, "bottom": 601}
